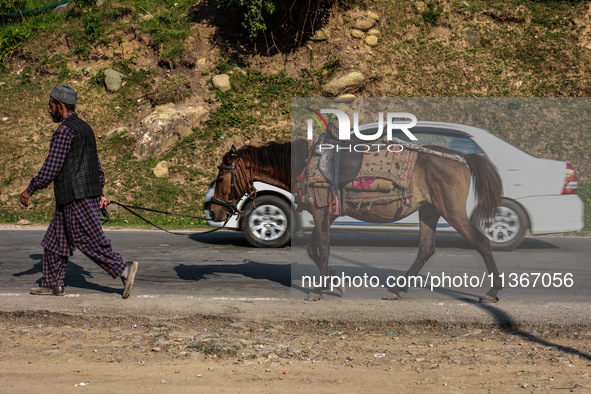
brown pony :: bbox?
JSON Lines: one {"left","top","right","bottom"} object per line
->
{"left": 209, "top": 139, "right": 504, "bottom": 303}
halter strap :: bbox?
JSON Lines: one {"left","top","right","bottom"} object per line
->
{"left": 211, "top": 156, "right": 257, "bottom": 215}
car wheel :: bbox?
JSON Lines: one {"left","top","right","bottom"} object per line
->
{"left": 240, "top": 195, "right": 291, "bottom": 248}
{"left": 474, "top": 199, "right": 529, "bottom": 251}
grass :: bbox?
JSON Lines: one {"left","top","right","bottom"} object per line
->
{"left": 0, "top": 0, "right": 589, "bottom": 231}
{"left": 1, "top": 0, "right": 195, "bottom": 71}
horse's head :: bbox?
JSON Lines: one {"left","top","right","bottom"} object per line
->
{"left": 209, "top": 145, "right": 255, "bottom": 222}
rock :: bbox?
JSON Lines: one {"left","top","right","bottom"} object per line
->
{"left": 95, "top": 0, "right": 105, "bottom": 6}
{"left": 462, "top": 27, "right": 480, "bottom": 45}
{"left": 104, "top": 69, "right": 124, "bottom": 92}
{"left": 335, "top": 94, "right": 356, "bottom": 103}
{"left": 53, "top": 3, "right": 72, "bottom": 16}
{"left": 352, "top": 16, "right": 377, "bottom": 31}
{"left": 17, "top": 220, "right": 31, "bottom": 226}
{"left": 105, "top": 127, "right": 127, "bottom": 140}
{"left": 365, "top": 35, "right": 378, "bottom": 46}
{"left": 83, "top": 67, "right": 93, "bottom": 75}
{"left": 368, "top": 28, "right": 380, "bottom": 36}
{"left": 212, "top": 74, "right": 231, "bottom": 92}
{"left": 197, "top": 58, "right": 208, "bottom": 67}
{"left": 367, "top": 11, "right": 380, "bottom": 21}
{"left": 350, "top": 29, "right": 366, "bottom": 39}
{"left": 323, "top": 72, "right": 365, "bottom": 96}
{"left": 139, "top": 14, "right": 154, "bottom": 22}
{"left": 135, "top": 104, "right": 208, "bottom": 158}
{"left": 312, "top": 28, "right": 331, "bottom": 41}
{"left": 152, "top": 161, "right": 169, "bottom": 178}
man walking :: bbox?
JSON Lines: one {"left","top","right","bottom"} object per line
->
{"left": 20, "top": 83, "right": 138, "bottom": 298}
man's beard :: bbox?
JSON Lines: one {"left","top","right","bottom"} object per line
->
{"left": 51, "top": 111, "right": 62, "bottom": 123}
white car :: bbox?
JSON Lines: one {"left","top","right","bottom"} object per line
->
{"left": 204, "top": 121, "right": 584, "bottom": 250}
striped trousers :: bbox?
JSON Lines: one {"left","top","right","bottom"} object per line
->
{"left": 40, "top": 197, "right": 127, "bottom": 288}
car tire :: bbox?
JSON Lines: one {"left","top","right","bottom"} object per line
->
{"left": 240, "top": 195, "right": 291, "bottom": 248}
{"left": 473, "top": 199, "right": 529, "bottom": 251}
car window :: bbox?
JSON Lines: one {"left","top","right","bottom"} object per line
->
{"left": 355, "top": 126, "right": 485, "bottom": 155}
{"left": 416, "top": 133, "right": 484, "bottom": 154}
{"left": 389, "top": 130, "right": 485, "bottom": 155}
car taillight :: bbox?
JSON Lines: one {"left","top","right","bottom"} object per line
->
{"left": 562, "top": 163, "right": 578, "bottom": 195}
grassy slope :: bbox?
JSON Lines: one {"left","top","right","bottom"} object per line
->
{"left": 0, "top": 0, "right": 589, "bottom": 229}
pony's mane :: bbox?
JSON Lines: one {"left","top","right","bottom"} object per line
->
{"left": 235, "top": 141, "right": 292, "bottom": 185}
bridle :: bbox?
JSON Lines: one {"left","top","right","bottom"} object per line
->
{"left": 210, "top": 154, "right": 257, "bottom": 216}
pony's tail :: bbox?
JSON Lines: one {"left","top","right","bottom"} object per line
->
{"left": 462, "top": 153, "right": 503, "bottom": 224}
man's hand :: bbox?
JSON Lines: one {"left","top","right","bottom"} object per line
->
{"left": 20, "top": 191, "right": 31, "bottom": 208}
{"left": 99, "top": 196, "right": 110, "bottom": 209}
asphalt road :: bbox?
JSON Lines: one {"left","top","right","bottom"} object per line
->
{"left": 1, "top": 228, "right": 590, "bottom": 325}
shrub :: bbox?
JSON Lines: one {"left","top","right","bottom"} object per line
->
{"left": 422, "top": 1, "right": 443, "bottom": 26}
{"left": 214, "top": 0, "right": 343, "bottom": 52}
{"left": 0, "top": 0, "right": 25, "bottom": 15}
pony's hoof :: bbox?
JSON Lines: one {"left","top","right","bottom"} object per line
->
{"left": 381, "top": 291, "right": 400, "bottom": 300}
{"left": 479, "top": 295, "right": 499, "bottom": 303}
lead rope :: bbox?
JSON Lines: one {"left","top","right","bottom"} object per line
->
{"left": 104, "top": 201, "right": 233, "bottom": 236}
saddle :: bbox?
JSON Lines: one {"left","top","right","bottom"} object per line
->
{"left": 300, "top": 126, "right": 419, "bottom": 215}
{"left": 318, "top": 143, "right": 363, "bottom": 187}
{"left": 316, "top": 123, "right": 384, "bottom": 187}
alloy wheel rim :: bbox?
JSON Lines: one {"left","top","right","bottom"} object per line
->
{"left": 248, "top": 204, "right": 288, "bottom": 241}
{"left": 481, "top": 206, "right": 520, "bottom": 243}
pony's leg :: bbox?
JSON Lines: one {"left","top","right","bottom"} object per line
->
{"left": 305, "top": 208, "right": 340, "bottom": 300}
{"left": 306, "top": 226, "right": 319, "bottom": 262}
{"left": 443, "top": 214, "right": 503, "bottom": 303}
{"left": 383, "top": 205, "right": 439, "bottom": 300}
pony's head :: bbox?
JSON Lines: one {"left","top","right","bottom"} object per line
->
{"left": 209, "top": 145, "right": 255, "bottom": 222}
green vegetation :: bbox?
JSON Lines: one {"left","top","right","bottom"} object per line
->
{"left": 1, "top": 0, "right": 194, "bottom": 71}
{"left": 215, "top": 0, "right": 277, "bottom": 41}
{"left": 421, "top": 1, "right": 443, "bottom": 26}
{"left": 579, "top": 181, "right": 591, "bottom": 232}
{"left": 0, "top": 0, "right": 589, "bottom": 231}
{"left": 213, "top": 0, "right": 357, "bottom": 51}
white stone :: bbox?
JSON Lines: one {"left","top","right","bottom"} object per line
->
{"left": 135, "top": 104, "right": 208, "bottom": 158}
{"left": 212, "top": 74, "right": 231, "bottom": 92}
{"left": 152, "top": 161, "right": 169, "bottom": 178}
{"left": 106, "top": 127, "right": 127, "bottom": 139}
{"left": 350, "top": 29, "right": 366, "bottom": 39}
{"left": 323, "top": 72, "right": 365, "bottom": 96}
{"left": 334, "top": 94, "right": 356, "bottom": 103}
{"left": 104, "top": 69, "right": 124, "bottom": 92}
{"left": 353, "top": 16, "right": 377, "bottom": 31}
{"left": 365, "top": 35, "right": 378, "bottom": 46}
{"left": 367, "top": 11, "right": 380, "bottom": 21}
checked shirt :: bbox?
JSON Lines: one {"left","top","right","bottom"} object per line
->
{"left": 27, "top": 113, "right": 127, "bottom": 286}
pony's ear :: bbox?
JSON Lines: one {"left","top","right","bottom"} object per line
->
{"left": 230, "top": 145, "right": 237, "bottom": 153}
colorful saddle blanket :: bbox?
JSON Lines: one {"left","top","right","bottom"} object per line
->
{"left": 302, "top": 148, "right": 418, "bottom": 207}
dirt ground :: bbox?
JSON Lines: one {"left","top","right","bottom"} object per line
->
{"left": 1, "top": 311, "right": 590, "bottom": 393}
